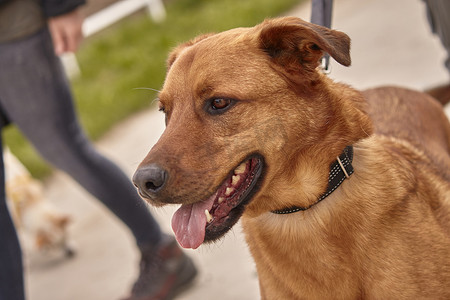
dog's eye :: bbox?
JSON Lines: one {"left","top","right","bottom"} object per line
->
{"left": 212, "top": 98, "right": 230, "bottom": 110}
{"left": 208, "top": 98, "right": 233, "bottom": 114}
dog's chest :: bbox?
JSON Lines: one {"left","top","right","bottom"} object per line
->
{"left": 242, "top": 215, "right": 361, "bottom": 299}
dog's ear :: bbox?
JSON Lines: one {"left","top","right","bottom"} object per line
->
{"left": 259, "top": 17, "right": 351, "bottom": 75}
{"left": 167, "top": 33, "right": 216, "bottom": 69}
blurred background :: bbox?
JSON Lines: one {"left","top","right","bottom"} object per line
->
{"left": 8, "top": 0, "right": 449, "bottom": 299}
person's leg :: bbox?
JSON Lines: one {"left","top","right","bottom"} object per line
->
{"left": 423, "top": 0, "right": 450, "bottom": 104}
{"left": 0, "top": 119, "right": 25, "bottom": 300}
{"left": 0, "top": 28, "right": 161, "bottom": 248}
{"left": 424, "top": 0, "right": 450, "bottom": 72}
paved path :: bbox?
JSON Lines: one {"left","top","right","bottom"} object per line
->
{"left": 27, "top": 0, "right": 449, "bottom": 299}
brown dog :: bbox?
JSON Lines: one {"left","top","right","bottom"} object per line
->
{"left": 133, "top": 17, "right": 450, "bottom": 299}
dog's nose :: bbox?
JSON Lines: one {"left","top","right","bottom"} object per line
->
{"left": 133, "top": 164, "right": 168, "bottom": 198}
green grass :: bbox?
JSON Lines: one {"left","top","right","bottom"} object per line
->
{"left": 3, "top": 0, "right": 301, "bottom": 178}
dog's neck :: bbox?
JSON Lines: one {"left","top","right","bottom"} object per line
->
{"left": 271, "top": 145, "right": 354, "bottom": 214}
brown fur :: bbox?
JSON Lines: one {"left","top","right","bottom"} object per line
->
{"left": 134, "top": 17, "right": 450, "bottom": 299}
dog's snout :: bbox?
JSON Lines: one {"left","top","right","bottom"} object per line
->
{"left": 133, "top": 164, "right": 168, "bottom": 198}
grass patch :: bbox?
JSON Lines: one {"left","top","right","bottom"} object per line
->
{"left": 4, "top": 0, "right": 301, "bottom": 178}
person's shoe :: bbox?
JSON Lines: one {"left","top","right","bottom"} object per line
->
{"left": 426, "top": 83, "right": 450, "bottom": 106}
{"left": 123, "top": 234, "right": 198, "bottom": 300}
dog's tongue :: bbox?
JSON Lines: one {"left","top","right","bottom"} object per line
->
{"left": 171, "top": 193, "right": 216, "bottom": 249}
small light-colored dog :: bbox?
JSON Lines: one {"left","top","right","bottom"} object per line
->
{"left": 4, "top": 148, "right": 74, "bottom": 257}
{"left": 133, "top": 17, "right": 450, "bottom": 299}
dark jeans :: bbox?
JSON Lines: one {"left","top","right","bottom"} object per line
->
{"left": 424, "top": 0, "right": 450, "bottom": 73}
{"left": 0, "top": 28, "right": 161, "bottom": 300}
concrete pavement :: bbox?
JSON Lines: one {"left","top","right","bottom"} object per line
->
{"left": 27, "top": 0, "right": 449, "bottom": 299}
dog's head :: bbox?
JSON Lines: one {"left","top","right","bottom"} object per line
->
{"left": 133, "top": 17, "right": 372, "bottom": 249}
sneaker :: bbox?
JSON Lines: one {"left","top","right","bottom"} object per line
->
{"left": 123, "top": 235, "right": 198, "bottom": 300}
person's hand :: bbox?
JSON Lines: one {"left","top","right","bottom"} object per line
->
{"left": 48, "top": 9, "right": 84, "bottom": 55}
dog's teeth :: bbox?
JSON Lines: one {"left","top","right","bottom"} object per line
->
{"left": 232, "top": 175, "right": 240, "bottom": 186}
{"left": 218, "top": 197, "right": 225, "bottom": 204}
{"left": 235, "top": 162, "right": 247, "bottom": 175}
{"left": 225, "top": 187, "right": 234, "bottom": 196}
{"left": 205, "top": 209, "right": 213, "bottom": 223}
